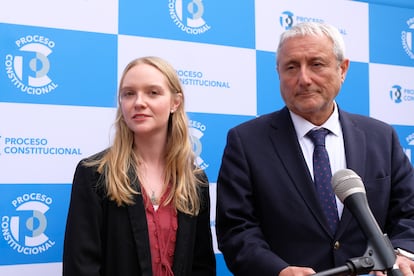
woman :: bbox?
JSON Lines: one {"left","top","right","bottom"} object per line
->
{"left": 63, "top": 56, "right": 216, "bottom": 276}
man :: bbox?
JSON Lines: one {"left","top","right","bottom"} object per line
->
{"left": 216, "top": 22, "right": 414, "bottom": 276}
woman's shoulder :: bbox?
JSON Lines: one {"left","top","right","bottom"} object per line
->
{"left": 195, "top": 168, "right": 209, "bottom": 185}
{"left": 194, "top": 169, "right": 210, "bottom": 210}
{"left": 73, "top": 149, "right": 110, "bottom": 195}
{"left": 83, "top": 148, "right": 109, "bottom": 162}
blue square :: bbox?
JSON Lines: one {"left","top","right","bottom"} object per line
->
{"left": 369, "top": 4, "right": 414, "bottom": 66}
{"left": 187, "top": 112, "right": 254, "bottom": 182}
{"left": 0, "top": 184, "right": 71, "bottom": 265}
{"left": 119, "top": 0, "right": 255, "bottom": 49}
{"left": 256, "top": 50, "right": 285, "bottom": 116}
{"left": 0, "top": 23, "right": 118, "bottom": 107}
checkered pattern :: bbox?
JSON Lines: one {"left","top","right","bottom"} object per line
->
{"left": 0, "top": 1, "right": 413, "bottom": 275}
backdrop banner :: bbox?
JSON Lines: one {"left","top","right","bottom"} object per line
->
{"left": 0, "top": 1, "right": 413, "bottom": 275}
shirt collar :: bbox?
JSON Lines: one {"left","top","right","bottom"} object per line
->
{"left": 289, "top": 102, "right": 341, "bottom": 139}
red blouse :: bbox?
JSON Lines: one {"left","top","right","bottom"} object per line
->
{"left": 143, "top": 186, "right": 178, "bottom": 276}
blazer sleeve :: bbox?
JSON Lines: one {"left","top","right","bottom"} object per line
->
{"left": 215, "top": 127, "right": 287, "bottom": 275}
{"left": 63, "top": 160, "right": 105, "bottom": 276}
{"left": 385, "top": 127, "right": 414, "bottom": 252}
{"left": 341, "top": 111, "right": 414, "bottom": 254}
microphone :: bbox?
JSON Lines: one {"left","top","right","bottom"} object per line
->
{"left": 331, "top": 169, "right": 401, "bottom": 275}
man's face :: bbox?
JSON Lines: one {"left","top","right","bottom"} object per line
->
{"left": 276, "top": 34, "right": 349, "bottom": 125}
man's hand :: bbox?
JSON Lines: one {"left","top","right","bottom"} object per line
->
{"left": 369, "top": 255, "right": 414, "bottom": 276}
{"left": 396, "top": 254, "right": 414, "bottom": 276}
{"left": 279, "top": 266, "right": 316, "bottom": 276}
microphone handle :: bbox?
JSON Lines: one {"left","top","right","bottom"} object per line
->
{"left": 313, "top": 256, "right": 375, "bottom": 276}
{"left": 387, "top": 267, "right": 403, "bottom": 276}
{"left": 312, "top": 264, "right": 350, "bottom": 276}
{"left": 345, "top": 193, "right": 397, "bottom": 270}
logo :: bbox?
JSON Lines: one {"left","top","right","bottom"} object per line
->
{"left": 278, "top": 11, "right": 347, "bottom": 35}
{"left": 177, "top": 69, "right": 230, "bottom": 88}
{"left": 401, "top": 17, "right": 414, "bottom": 59}
{"left": 0, "top": 135, "right": 82, "bottom": 156}
{"left": 168, "top": 0, "right": 211, "bottom": 35}
{"left": 189, "top": 120, "right": 209, "bottom": 169}
{"left": 5, "top": 35, "right": 58, "bottom": 96}
{"left": 390, "top": 85, "right": 403, "bottom": 103}
{"left": 280, "top": 11, "right": 294, "bottom": 30}
{"left": 389, "top": 84, "right": 414, "bottom": 104}
{"left": 1, "top": 193, "right": 55, "bottom": 255}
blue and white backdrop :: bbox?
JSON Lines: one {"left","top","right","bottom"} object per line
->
{"left": 1, "top": 0, "right": 414, "bottom": 275}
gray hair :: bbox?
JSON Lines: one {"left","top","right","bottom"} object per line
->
{"left": 277, "top": 22, "right": 346, "bottom": 63}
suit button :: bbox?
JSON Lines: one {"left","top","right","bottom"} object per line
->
{"left": 334, "top": 241, "right": 340, "bottom": 250}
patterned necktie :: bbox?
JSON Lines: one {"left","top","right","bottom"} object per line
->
{"left": 307, "top": 128, "right": 339, "bottom": 234}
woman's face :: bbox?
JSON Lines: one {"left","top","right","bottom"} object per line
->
{"left": 119, "top": 63, "right": 180, "bottom": 139}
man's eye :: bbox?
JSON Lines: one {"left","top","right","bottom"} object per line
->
{"left": 312, "top": 62, "right": 325, "bottom": 68}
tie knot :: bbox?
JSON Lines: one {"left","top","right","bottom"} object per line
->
{"left": 307, "top": 128, "right": 329, "bottom": 147}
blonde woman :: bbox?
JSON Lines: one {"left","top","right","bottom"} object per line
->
{"left": 63, "top": 56, "right": 216, "bottom": 276}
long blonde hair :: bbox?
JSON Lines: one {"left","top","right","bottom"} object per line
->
{"left": 85, "top": 56, "right": 203, "bottom": 215}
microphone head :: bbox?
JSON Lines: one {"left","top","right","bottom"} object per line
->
{"left": 332, "top": 169, "right": 366, "bottom": 202}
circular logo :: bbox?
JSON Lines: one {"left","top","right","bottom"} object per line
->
{"left": 169, "top": 0, "right": 211, "bottom": 35}
{"left": 5, "top": 35, "right": 58, "bottom": 95}
{"left": 189, "top": 120, "right": 209, "bottom": 169}
{"left": 401, "top": 18, "right": 414, "bottom": 59}
{"left": 2, "top": 194, "right": 55, "bottom": 255}
{"left": 280, "top": 11, "right": 294, "bottom": 30}
{"left": 390, "top": 85, "right": 403, "bottom": 104}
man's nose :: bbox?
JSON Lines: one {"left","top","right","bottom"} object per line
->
{"left": 298, "top": 67, "right": 312, "bottom": 85}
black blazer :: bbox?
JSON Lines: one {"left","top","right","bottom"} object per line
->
{"left": 216, "top": 106, "right": 414, "bottom": 276}
{"left": 63, "top": 153, "right": 216, "bottom": 276}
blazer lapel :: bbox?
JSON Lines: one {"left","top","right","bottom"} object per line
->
{"left": 335, "top": 109, "right": 367, "bottom": 237}
{"left": 172, "top": 212, "right": 193, "bottom": 275}
{"left": 127, "top": 168, "right": 153, "bottom": 276}
{"left": 339, "top": 110, "right": 367, "bottom": 177}
{"left": 125, "top": 166, "right": 197, "bottom": 275}
{"left": 269, "top": 107, "right": 335, "bottom": 236}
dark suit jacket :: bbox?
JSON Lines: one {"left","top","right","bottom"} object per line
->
{"left": 63, "top": 153, "right": 216, "bottom": 276}
{"left": 216, "top": 106, "right": 414, "bottom": 276}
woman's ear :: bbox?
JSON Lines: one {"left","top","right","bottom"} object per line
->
{"left": 171, "top": 92, "right": 182, "bottom": 113}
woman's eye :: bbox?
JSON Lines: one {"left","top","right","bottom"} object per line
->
{"left": 149, "top": 90, "right": 161, "bottom": 96}
{"left": 121, "top": 91, "right": 135, "bottom": 98}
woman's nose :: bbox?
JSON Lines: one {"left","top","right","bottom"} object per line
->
{"left": 133, "top": 92, "right": 146, "bottom": 106}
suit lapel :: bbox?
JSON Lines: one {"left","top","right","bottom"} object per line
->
{"left": 335, "top": 109, "right": 367, "bottom": 237}
{"left": 339, "top": 110, "right": 367, "bottom": 177}
{"left": 269, "top": 107, "right": 335, "bottom": 236}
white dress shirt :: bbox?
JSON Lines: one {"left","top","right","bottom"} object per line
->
{"left": 289, "top": 102, "right": 346, "bottom": 218}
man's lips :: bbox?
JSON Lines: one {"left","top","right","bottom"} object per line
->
{"left": 297, "top": 90, "right": 319, "bottom": 97}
